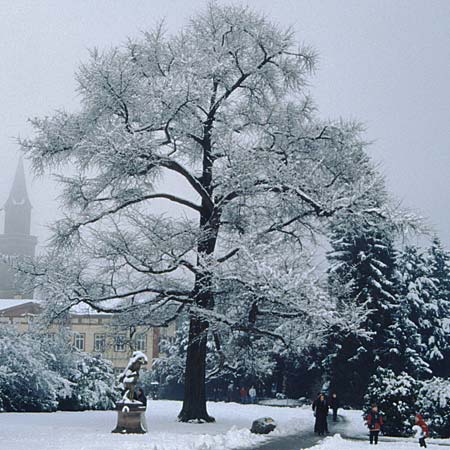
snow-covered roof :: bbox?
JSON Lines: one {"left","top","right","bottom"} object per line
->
{"left": 0, "top": 298, "right": 37, "bottom": 311}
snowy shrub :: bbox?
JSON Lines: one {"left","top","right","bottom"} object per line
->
{"left": 0, "top": 327, "right": 65, "bottom": 412}
{"left": 40, "top": 333, "right": 119, "bottom": 411}
{"left": 57, "top": 352, "right": 118, "bottom": 411}
{"left": 417, "top": 377, "right": 450, "bottom": 438}
{"left": 0, "top": 327, "right": 118, "bottom": 412}
{"left": 364, "top": 368, "right": 418, "bottom": 436}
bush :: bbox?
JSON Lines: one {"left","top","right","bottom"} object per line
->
{"left": 0, "top": 327, "right": 65, "bottom": 412}
{"left": 364, "top": 367, "right": 418, "bottom": 436}
{"left": 365, "top": 368, "right": 450, "bottom": 438}
{"left": 0, "top": 327, "right": 118, "bottom": 412}
{"left": 417, "top": 377, "right": 450, "bottom": 438}
{"left": 57, "top": 352, "right": 118, "bottom": 411}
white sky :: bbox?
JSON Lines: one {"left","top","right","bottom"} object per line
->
{"left": 0, "top": 0, "right": 449, "bottom": 248}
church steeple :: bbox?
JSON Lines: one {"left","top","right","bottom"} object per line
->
{"left": 4, "top": 158, "right": 32, "bottom": 235}
{"left": 0, "top": 158, "right": 37, "bottom": 298}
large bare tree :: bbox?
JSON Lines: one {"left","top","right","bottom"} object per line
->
{"left": 21, "top": 3, "right": 387, "bottom": 421}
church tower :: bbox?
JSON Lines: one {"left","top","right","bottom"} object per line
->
{"left": 0, "top": 158, "right": 37, "bottom": 298}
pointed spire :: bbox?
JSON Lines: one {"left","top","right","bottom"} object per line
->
{"left": 3, "top": 158, "right": 32, "bottom": 235}
{"left": 5, "top": 157, "right": 31, "bottom": 209}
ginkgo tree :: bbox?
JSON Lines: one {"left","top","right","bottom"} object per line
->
{"left": 20, "top": 3, "right": 389, "bottom": 421}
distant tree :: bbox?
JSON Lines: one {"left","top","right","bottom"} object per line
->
{"left": 20, "top": 3, "right": 391, "bottom": 421}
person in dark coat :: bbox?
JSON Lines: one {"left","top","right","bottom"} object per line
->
{"left": 311, "top": 392, "right": 320, "bottom": 412}
{"left": 329, "top": 393, "right": 340, "bottom": 422}
{"left": 313, "top": 393, "right": 329, "bottom": 435}
{"left": 134, "top": 387, "right": 147, "bottom": 407}
{"left": 366, "top": 404, "right": 383, "bottom": 445}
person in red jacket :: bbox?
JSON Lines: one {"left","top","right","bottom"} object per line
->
{"left": 239, "top": 386, "right": 248, "bottom": 404}
{"left": 413, "top": 414, "right": 429, "bottom": 448}
{"left": 366, "top": 404, "right": 384, "bottom": 445}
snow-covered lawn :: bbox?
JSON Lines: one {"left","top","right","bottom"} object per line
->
{"left": 2, "top": 401, "right": 449, "bottom": 450}
{"left": 0, "top": 400, "right": 313, "bottom": 450}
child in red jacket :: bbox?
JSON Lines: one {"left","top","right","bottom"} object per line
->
{"left": 366, "top": 404, "right": 384, "bottom": 445}
{"left": 413, "top": 414, "right": 429, "bottom": 448}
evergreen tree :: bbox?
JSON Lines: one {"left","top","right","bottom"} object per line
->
{"left": 426, "top": 237, "right": 450, "bottom": 376}
{"left": 388, "top": 242, "right": 449, "bottom": 379}
{"left": 388, "top": 245, "right": 440, "bottom": 378}
{"left": 325, "top": 214, "right": 398, "bottom": 405}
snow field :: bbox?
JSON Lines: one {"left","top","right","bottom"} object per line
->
{"left": 0, "top": 400, "right": 314, "bottom": 450}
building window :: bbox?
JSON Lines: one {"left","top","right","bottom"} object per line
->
{"left": 135, "top": 333, "right": 147, "bottom": 351}
{"left": 74, "top": 333, "right": 85, "bottom": 351}
{"left": 94, "top": 333, "right": 106, "bottom": 352}
{"left": 115, "top": 335, "right": 126, "bottom": 352}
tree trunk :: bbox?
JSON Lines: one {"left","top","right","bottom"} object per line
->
{"left": 178, "top": 115, "right": 218, "bottom": 422}
{"left": 178, "top": 314, "right": 215, "bottom": 422}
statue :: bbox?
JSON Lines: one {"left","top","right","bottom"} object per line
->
{"left": 118, "top": 351, "right": 148, "bottom": 403}
{"left": 112, "top": 351, "right": 148, "bottom": 434}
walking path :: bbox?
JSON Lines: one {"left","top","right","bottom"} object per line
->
{"left": 240, "top": 414, "right": 450, "bottom": 450}
{"left": 238, "top": 416, "right": 347, "bottom": 450}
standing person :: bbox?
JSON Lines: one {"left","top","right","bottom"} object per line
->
{"left": 366, "top": 404, "right": 383, "bottom": 445}
{"left": 240, "top": 386, "right": 248, "bottom": 404}
{"left": 413, "top": 414, "right": 429, "bottom": 448}
{"left": 249, "top": 386, "right": 257, "bottom": 404}
{"left": 312, "top": 392, "right": 320, "bottom": 413}
{"left": 227, "top": 382, "right": 234, "bottom": 402}
{"left": 313, "top": 393, "right": 329, "bottom": 436}
{"left": 329, "top": 393, "right": 340, "bottom": 422}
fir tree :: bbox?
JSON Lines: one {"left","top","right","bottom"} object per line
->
{"left": 387, "top": 246, "right": 432, "bottom": 378}
{"left": 426, "top": 237, "right": 450, "bottom": 376}
{"left": 325, "top": 214, "right": 398, "bottom": 405}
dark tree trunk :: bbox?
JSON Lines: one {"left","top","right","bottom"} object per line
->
{"left": 178, "top": 107, "right": 219, "bottom": 422}
{"left": 178, "top": 314, "right": 214, "bottom": 422}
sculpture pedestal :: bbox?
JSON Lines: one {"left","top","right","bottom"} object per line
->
{"left": 111, "top": 401, "right": 147, "bottom": 434}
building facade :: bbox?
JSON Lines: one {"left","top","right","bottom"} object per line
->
{"left": 0, "top": 161, "right": 175, "bottom": 372}
{"left": 0, "top": 300, "right": 175, "bottom": 372}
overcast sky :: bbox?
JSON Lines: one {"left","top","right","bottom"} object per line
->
{"left": 0, "top": 0, "right": 449, "bottom": 249}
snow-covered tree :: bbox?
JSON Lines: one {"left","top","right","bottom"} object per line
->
{"left": 426, "top": 237, "right": 450, "bottom": 376}
{"left": 387, "top": 246, "right": 434, "bottom": 378}
{"left": 324, "top": 213, "right": 398, "bottom": 404}
{"left": 20, "top": 3, "right": 391, "bottom": 421}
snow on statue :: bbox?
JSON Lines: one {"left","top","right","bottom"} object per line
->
{"left": 118, "top": 351, "right": 148, "bottom": 403}
{"left": 112, "top": 351, "right": 148, "bottom": 434}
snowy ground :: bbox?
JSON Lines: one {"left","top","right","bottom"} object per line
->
{"left": 1, "top": 401, "right": 449, "bottom": 450}
{"left": 309, "top": 434, "right": 450, "bottom": 450}
{"left": 0, "top": 400, "right": 314, "bottom": 450}
{"left": 310, "top": 410, "right": 450, "bottom": 450}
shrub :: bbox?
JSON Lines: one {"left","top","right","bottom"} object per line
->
{"left": 364, "top": 367, "right": 418, "bottom": 436}
{"left": 417, "top": 377, "right": 450, "bottom": 438}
